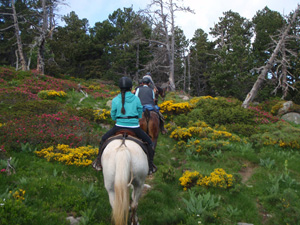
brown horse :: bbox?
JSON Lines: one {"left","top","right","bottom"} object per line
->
{"left": 139, "top": 109, "right": 160, "bottom": 149}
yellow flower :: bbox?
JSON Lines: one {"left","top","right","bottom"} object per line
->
{"left": 35, "top": 145, "right": 98, "bottom": 166}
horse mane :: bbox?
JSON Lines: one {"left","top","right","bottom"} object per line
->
{"left": 144, "top": 108, "right": 151, "bottom": 121}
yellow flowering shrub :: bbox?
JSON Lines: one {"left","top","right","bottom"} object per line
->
{"left": 93, "top": 109, "right": 111, "bottom": 123}
{"left": 179, "top": 170, "right": 201, "bottom": 191}
{"left": 197, "top": 168, "right": 234, "bottom": 189}
{"left": 189, "top": 96, "right": 218, "bottom": 107}
{"left": 179, "top": 168, "right": 234, "bottom": 191}
{"left": 35, "top": 144, "right": 98, "bottom": 166}
{"left": 110, "top": 90, "right": 120, "bottom": 95}
{"left": 171, "top": 120, "right": 245, "bottom": 154}
{"left": 0, "top": 123, "right": 5, "bottom": 128}
{"left": 158, "top": 100, "right": 192, "bottom": 115}
{"left": 38, "top": 90, "right": 67, "bottom": 100}
{"left": 88, "top": 85, "right": 102, "bottom": 90}
{"left": 270, "top": 101, "right": 284, "bottom": 115}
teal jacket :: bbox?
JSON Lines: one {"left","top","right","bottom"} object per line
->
{"left": 111, "top": 91, "right": 143, "bottom": 127}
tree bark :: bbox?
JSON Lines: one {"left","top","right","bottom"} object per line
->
{"left": 242, "top": 4, "right": 300, "bottom": 108}
{"left": 11, "top": 0, "right": 27, "bottom": 71}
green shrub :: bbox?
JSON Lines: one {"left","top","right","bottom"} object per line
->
{"left": 12, "top": 100, "right": 64, "bottom": 116}
{"left": 160, "top": 165, "right": 176, "bottom": 183}
{"left": 74, "top": 107, "right": 96, "bottom": 122}
{"left": 250, "top": 121, "right": 300, "bottom": 150}
{"left": 0, "top": 91, "right": 34, "bottom": 105}
{"left": 0, "top": 199, "right": 34, "bottom": 225}
{"left": 225, "top": 123, "right": 257, "bottom": 137}
{"left": 182, "top": 97, "right": 255, "bottom": 127}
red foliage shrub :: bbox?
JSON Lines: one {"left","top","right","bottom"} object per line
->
{"left": 0, "top": 112, "right": 100, "bottom": 151}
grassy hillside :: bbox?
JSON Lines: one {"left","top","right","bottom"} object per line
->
{"left": 1, "top": 66, "right": 300, "bottom": 225}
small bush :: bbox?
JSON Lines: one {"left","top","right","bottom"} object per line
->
{"left": 38, "top": 90, "right": 67, "bottom": 100}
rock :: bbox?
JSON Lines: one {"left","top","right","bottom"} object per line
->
{"left": 106, "top": 100, "right": 112, "bottom": 108}
{"left": 278, "top": 101, "right": 293, "bottom": 115}
{"left": 178, "top": 94, "right": 189, "bottom": 101}
{"left": 237, "top": 223, "right": 254, "bottom": 225}
{"left": 281, "top": 112, "right": 300, "bottom": 124}
{"left": 100, "top": 123, "right": 111, "bottom": 130}
{"left": 66, "top": 216, "right": 81, "bottom": 225}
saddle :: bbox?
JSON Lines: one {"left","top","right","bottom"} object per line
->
{"left": 101, "top": 130, "right": 150, "bottom": 159}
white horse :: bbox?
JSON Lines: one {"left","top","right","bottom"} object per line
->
{"left": 102, "top": 138, "right": 149, "bottom": 225}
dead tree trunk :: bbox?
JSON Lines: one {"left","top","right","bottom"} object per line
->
{"left": 11, "top": 0, "right": 27, "bottom": 71}
{"left": 37, "top": 0, "right": 48, "bottom": 74}
{"left": 281, "top": 45, "right": 288, "bottom": 99}
{"left": 242, "top": 4, "right": 300, "bottom": 108}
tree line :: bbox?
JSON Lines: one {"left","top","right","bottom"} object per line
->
{"left": 1, "top": 0, "right": 299, "bottom": 104}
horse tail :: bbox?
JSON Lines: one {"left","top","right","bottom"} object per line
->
{"left": 112, "top": 144, "right": 131, "bottom": 225}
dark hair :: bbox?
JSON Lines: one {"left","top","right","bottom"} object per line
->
{"left": 121, "top": 89, "right": 126, "bottom": 114}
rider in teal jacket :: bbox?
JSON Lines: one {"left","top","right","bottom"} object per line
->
{"left": 111, "top": 91, "right": 143, "bottom": 127}
{"left": 92, "top": 77, "right": 157, "bottom": 174}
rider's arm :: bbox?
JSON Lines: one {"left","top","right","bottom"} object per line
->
{"left": 135, "top": 88, "right": 140, "bottom": 97}
{"left": 110, "top": 98, "right": 117, "bottom": 121}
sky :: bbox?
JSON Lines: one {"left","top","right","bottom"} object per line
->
{"left": 57, "top": 0, "right": 299, "bottom": 40}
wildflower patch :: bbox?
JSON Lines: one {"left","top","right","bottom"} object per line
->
{"left": 179, "top": 168, "right": 234, "bottom": 191}
{"left": 35, "top": 144, "right": 98, "bottom": 166}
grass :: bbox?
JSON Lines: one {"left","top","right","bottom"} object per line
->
{"left": 1, "top": 67, "right": 300, "bottom": 224}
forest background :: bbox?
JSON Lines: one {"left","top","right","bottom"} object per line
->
{"left": 1, "top": 0, "right": 300, "bottom": 104}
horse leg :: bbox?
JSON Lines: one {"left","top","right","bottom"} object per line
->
{"left": 130, "top": 183, "right": 144, "bottom": 225}
{"left": 105, "top": 185, "right": 115, "bottom": 209}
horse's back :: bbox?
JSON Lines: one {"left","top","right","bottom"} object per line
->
{"left": 102, "top": 139, "right": 148, "bottom": 183}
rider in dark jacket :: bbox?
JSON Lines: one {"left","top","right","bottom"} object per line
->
{"left": 135, "top": 77, "right": 167, "bottom": 134}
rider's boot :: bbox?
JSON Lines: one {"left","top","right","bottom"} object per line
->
{"left": 147, "top": 144, "right": 157, "bottom": 175}
{"left": 92, "top": 140, "right": 104, "bottom": 171}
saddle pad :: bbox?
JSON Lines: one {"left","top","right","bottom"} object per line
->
{"left": 101, "top": 134, "right": 149, "bottom": 157}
